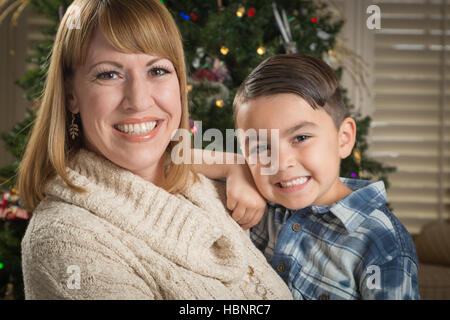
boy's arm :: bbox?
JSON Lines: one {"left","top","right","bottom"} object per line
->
{"left": 359, "top": 255, "right": 420, "bottom": 300}
{"left": 191, "top": 149, "right": 266, "bottom": 230}
{"left": 191, "top": 149, "right": 244, "bottom": 179}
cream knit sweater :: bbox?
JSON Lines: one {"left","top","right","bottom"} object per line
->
{"left": 21, "top": 149, "right": 292, "bottom": 300}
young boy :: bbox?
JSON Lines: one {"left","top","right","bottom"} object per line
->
{"left": 227, "top": 53, "right": 420, "bottom": 300}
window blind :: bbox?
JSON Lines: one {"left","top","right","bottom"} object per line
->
{"left": 369, "top": 0, "right": 449, "bottom": 234}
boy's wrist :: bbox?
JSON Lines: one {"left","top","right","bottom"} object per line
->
{"left": 225, "top": 154, "right": 247, "bottom": 178}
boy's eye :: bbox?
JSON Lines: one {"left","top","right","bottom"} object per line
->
{"left": 250, "top": 144, "right": 269, "bottom": 154}
{"left": 293, "top": 135, "right": 310, "bottom": 143}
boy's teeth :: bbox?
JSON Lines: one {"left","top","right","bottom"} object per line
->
{"left": 116, "top": 121, "right": 157, "bottom": 134}
{"left": 279, "top": 177, "right": 308, "bottom": 188}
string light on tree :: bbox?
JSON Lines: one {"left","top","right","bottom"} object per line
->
{"left": 216, "top": 99, "right": 224, "bottom": 108}
{"left": 220, "top": 46, "right": 229, "bottom": 55}
{"left": 257, "top": 46, "right": 266, "bottom": 55}
{"left": 236, "top": 6, "right": 245, "bottom": 18}
{"left": 248, "top": 8, "right": 255, "bottom": 17}
{"left": 189, "top": 119, "right": 197, "bottom": 136}
{"left": 180, "top": 11, "right": 190, "bottom": 20}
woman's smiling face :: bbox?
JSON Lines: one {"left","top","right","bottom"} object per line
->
{"left": 67, "top": 27, "right": 182, "bottom": 185}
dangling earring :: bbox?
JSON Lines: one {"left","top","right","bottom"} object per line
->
{"left": 69, "top": 112, "right": 79, "bottom": 140}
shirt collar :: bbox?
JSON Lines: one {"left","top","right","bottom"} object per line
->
{"left": 267, "top": 178, "right": 388, "bottom": 233}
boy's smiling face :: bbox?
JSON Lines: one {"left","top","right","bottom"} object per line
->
{"left": 236, "top": 93, "right": 356, "bottom": 210}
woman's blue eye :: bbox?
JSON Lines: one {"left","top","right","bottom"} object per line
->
{"left": 96, "top": 71, "right": 119, "bottom": 80}
{"left": 150, "top": 67, "right": 170, "bottom": 76}
{"left": 293, "top": 135, "right": 310, "bottom": 143}
{"left": 95, "top": 67, "right": 170, "bottom": 81}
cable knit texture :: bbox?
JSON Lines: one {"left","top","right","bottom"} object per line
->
{"left": 21, "top": 149, "right": 292, "bottom": 300}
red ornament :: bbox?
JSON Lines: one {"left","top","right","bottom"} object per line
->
{"left": 311, "top": 17, "right": 317, "bottom": 23}
{"left": 193, "top": 69, "right": 218, "bottom": 82}
{"left": 190, "top": 12, "right": 198, "bottom": 21}
{"left": 248, "top": 8, "right": 256, "bottom": 17}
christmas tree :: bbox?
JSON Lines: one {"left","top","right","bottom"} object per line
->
{"left": 0, "top": 0, "right": 395, "bottom": 299}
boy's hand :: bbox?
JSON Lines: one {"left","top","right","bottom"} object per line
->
{"left": 226, "top": 163, "right": 266, "bottom": 230}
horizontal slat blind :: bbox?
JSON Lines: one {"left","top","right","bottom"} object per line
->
{"left": 369, "top": 0, "right": 449, "bottom": 234}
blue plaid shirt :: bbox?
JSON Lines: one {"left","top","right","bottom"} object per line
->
{"left": 250, "top": 178, "right": 420, "bottom": 300}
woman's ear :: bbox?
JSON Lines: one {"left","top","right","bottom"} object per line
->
{"left": 338, "top": 117, "right": 356, "bottom": 159}
{"left": 65, "top": 79, "right": 79, "bottom": 114}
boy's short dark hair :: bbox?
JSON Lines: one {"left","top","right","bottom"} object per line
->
{"left": 233, "top": 53, "right": 349, "bottom": 129}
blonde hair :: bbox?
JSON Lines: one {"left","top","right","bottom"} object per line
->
{"left": 18, "top": 0, "right": 197, "bottom": 212}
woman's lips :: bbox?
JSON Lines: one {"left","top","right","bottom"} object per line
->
{"left": 114, "top": 117, "right": 161, "bottom": 126}
{"left": 112, "top": 120, "right": 162, "bottom": 143}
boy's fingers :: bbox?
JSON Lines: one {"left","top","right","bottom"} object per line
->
{"left": 237, "top": 208, "right": 255, "bottom": 226}
{"left": 231, "top": 205, "right": 246, "bottom": 223}
{"left": 241, "top": 208, "right": 264, "bottom": 230}
{"left": 227, "top": 197, "right": 237, "bottom": 211}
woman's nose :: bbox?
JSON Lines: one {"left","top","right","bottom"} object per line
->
{"left": 123, "top": 73, "right": 155, "bottom": 112}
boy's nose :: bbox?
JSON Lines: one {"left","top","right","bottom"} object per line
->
{"left": 278, "top": 148, "right": 298, "bottom": 171}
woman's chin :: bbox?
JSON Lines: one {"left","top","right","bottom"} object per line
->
{"left": 108, "top": 150, "right": 165, "bottom": 179}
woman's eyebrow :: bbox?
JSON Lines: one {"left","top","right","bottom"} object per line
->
{"left": 88, "top": 57, "right": 164, "bottom": 73}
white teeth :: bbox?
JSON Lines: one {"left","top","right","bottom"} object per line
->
{"left": 115, "top": 121, "right": 158, "bottom": 134}
{"left": 279, "top": 177, "right": 308, "bottom": 188}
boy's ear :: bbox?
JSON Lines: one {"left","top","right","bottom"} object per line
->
{"left": 338, "top": 117, "right": 356, "bottom": 159}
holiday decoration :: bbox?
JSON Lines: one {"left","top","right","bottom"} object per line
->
{"left": 0, "top": 188, "right": 29, "bottom": 299}
{"left": 272, "top": 2, "right": 297, "bottom": 54}
{"left": 220, "top": 46, "right": 229, "bottom": 55}
{"left": 1, "top": 189, "right": 29, "bottom": 221}
{"left": 236, "top": 6, "right": 245, "bottom": 18}
{"left": 257, "top": 46, "right": 266, "bottom": 55}
{"left": 215, "top": 99, "right": 224, "bottom": 108}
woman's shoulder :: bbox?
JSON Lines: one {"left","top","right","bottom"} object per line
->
{"left": 22, "top": 197, "right": 109, "bottom": 257}
{"left": 182, "top": 173, "right": 228, "bottom": 212}
{"left": 21, "top": 197, "right": 156, "bottom": 299}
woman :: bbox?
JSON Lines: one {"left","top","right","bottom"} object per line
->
{"left": 19, "top": 0, "right": 292, "bottom": 299}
